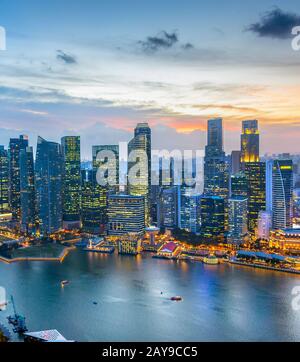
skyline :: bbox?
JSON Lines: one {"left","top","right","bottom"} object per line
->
{"left": 1, "top": 0, "right": 300, "bottom": 158}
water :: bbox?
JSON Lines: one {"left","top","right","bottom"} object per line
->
{"left": 1, "top": 249, "right": 300, "bottom": 341}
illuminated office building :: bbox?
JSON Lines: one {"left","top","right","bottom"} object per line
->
{"left": 241, "top": 120, "right": 259, "bottom": 163}
{"left": 271, "top": 159, "right": 293, "bottom": 230}
{"left": 231, "top": 150, "right": 241, "bottom": 174}
{"left": 128, "top": 128, "right": 150, "bottom": 225}
{"left": 9, "top": 135, "right": 29, "bottom": 221}
{"left": 157, "top": 186, "right": 179, "bottom": 230}
{"left": 134, "top": 122, "right": 151, "bottom": 190}
{"left": 107, "top": 194, "right": 145, "bottom": 236}
{"left": 230, "top": 172, "right": 248, "bottom": 198}
{"left": 81, "top": 169, "right": 107, "bottom": 234}
{"left": 92, "top": 144, "right": 119, "bottom": 192}
{"left": 61, "top": 136, "right": 81, "bottom": 229}
{"left": 200, "top": 196, "right": 225, "bottom": 241}
{"left": 228, "top": 196, "right": 248, "bottom": 245}
{"left": 257, "top": 210, "right": 272, "bottom": 240}
{"left": 179, "top": 190, "right": 201, "bottom": 234}
{"left": 35, "top": 137, "right": 63, "bottom": 235}
{"left": 20, "top": 146, "right": 35, "bottom": 233}
{"left": 244, "top": 162, "right": 266, "bottom": 232}
{"left": 0, "top": 146, "right": 9, "bottom": 214}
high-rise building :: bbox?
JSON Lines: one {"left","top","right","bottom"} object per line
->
{"left": 20, "top": 146, "right": 35, "bottom": 233}
{"left": 107, "top": 194, "right": 145, "bottom": 236}
{"left": 231, "top": 150, "right": 241, "bottom": 175}
{"left": 92, "top": 144, "right": 119, "bottom": 192}
{"left": 0, "top": 146, "right": 9, "bottom": 214}
{"left": 244, "top": 162, "right": 266, "bottom": 232}
{"left": 200, "top": 196, "right": 225, "bottom": 241}
{"left": 134, "top": 122, "right": 151, "bottom": 190}
{"left": 241, "top": 120, "right": 259, "bottom": 163}
{"left": 9, "top": 135, "right": 29, "bottom": 221}
{"left": 179, "top": 190, "right": 201, "bottom": 233}
{"left": 230, "top": 172, "right": 248, "bottom": 198}
{"left": 157, "top": 186, "right": 179, "bottom": 230}
{"left": 128, "top": 129, "right": 150, "bottom": 225}
{"left": 61, "top": 136, "right": 81, "bottom": 229}
{"left": 35, "top": 137, "right": 63, "bottom": 235}
{"left": 257, "top": 210, "right": 272, "bottom": 240}
{"left": 272, "top": 159, "right": 293, "bottom": 230}
{"left": 228, "top": 196, "right": 248, "bottom": 245}
{"left": 204, "top": 118, "right": 229, "bottom": 197}
{"left": 81, "top": 169, "right": 106, "bottom": 234}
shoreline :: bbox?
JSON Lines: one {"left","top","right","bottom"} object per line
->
{"left": 229, "top": 259, "right": 300, "bottom": 275}
{"left": 0, "top": 246, "right": 75, "bottom": 264}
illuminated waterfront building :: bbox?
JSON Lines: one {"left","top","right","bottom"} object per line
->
{"left": 200, "top": 196, "right": 225, "bottom": 242}
{"left": 271, "top": 159, "right": 293, "bottom": 230}
{"left": 118, "top": 233, "right": 142, "bottom": 255}
{"left": 241, "top": 120, "right": 259, "bottom": 163}
{"left": 61, "top": 136, "right": 81, "bottom": 229}
{"left": 107, "top": 194, "right": 145, "bottom": 236}
{"left": 35, "top": 137, "right": 63, "bottom": 235}
{"left": 157, "top": 186, "right": 179, "bottom": 230}
{"left": 20, "top": 146, "right": 35, "bottom": 233}
{"left": 257, "top": 210, "right": 272, "bottom": 240}
{"left": 228, "top": 196, "right": 248, "bottom": 245}
{"left": 244, "top": 162, "right": 266, "bottom": 233}
{"left": 128, "top": 129, "right": 150, "bottom": 225}
{"left": 81, "top": 169, "right": 106, "bottom": 234}
{"left": 9, "top": 135, "right": 29, "bottom": 221}
{"left": 0, "top": 146, "right": 9, "bottom": 214}
{"left": 269, "top": 229, "right": 300, "bottom": 253}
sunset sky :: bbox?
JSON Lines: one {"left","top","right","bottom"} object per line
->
{"left": 0, "top": 0, "right": 300, "bottom": 158}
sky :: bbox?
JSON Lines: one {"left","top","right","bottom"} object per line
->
{"left": 0, "top": 0, "right": 300, "bottom": 158}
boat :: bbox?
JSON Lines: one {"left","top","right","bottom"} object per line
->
{"left": 203, "top": 255, "right": 219, "bottom": 265}
{"left": 170, "top": 296, "right": 183, "bottom": 301}
{"left": 61, "top": 280, "right": 70, "bottom": 287}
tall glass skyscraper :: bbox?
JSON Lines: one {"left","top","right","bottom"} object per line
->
{"left": 35, "top": 137, "right": 63, "bottom": 235}
{"left": 20, "top": 146, "right": 35, "bottom": 233}
{"left": 244, "top": 162, "right": 266, "bottom": 232}
{"left": 128, "top": 128, "right": 151, "bottom": 225}
{"left": 241, "top": 120, "right": 259, "bottom": 163}
{"left": 228, "top": 196, "right": 248, "bottom": 245}
{"left": 271, "top": 159, "right": 293, "bottom": 229}
{"left": 61, "top": 136, "right": 81, "bottom": 229}
{"left": 9, "top": 135, "right": 29, "bottom": 221}
{"left": 0, "top": 146, "right": 9, "bottom": 214}
{"left": 179, "top": 190, "right": 201, "bottom": 233}
{"left": 81, "top": 169, "right": 107, "bottom": 234}
{"left": 200, "top": 196, "right": 225, "bottom": 242}
{"left": 134, "top": 122, "right": 151, "bottom": 190}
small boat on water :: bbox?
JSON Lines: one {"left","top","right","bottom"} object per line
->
{"left": 61, "top": 280, "right": 70, "bottom": 287}
{"left": 170, "top": 296, "right": 182, "bottom": 301}
{"left": 203, "top": 255, "right": 219, "bottom": 265}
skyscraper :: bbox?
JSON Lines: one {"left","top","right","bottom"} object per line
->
{"left": 128, "top": 128, "right": 150, "bottom": 225}
{"left": 157, "top": 186, "right": 179, "bottom": 230}
{"left": 257, "top": 210, "right": 272, "bottom": 240}
{"left": 231, "top": 150, "right": 241, "bottom": 175}
{"left": 20, "top": 146, "right": 35, "bottom": 233}
{"left": 272, "top": 159, "right": 293, "bottom": 230}
{"left": 0, "top": 146, "right": 9, "bottom": 214}
{"left": 228, "top": 196, "right": 248, "bottom": 245}
{"left": 204, "top": 118, "right": 229, "bottom": 198}
{"left": 9, "top": 135, "right": 29, "bottom": 221}
{"left": 107, "top": 194, "right": 145, "bottom": 236}
{"left": 81, "top": 169, "right": 107, "bottom": 234}
{"left": 244, "top": 162, "right": 266, "bottom": 232}
{"left": 179, "top": 190, "right": 201, "bottom": 234}
{"left": 230, "top": 172, "right": 248, "bottom": 198}
{"left": 241, "top": 120, "right": 259, "bottom": 163}
{"left": 134, "top": 122, "right": 151, "bottom": 190}
{"left": 35, "top": 137, "right": 63, "bottom": 235}
{"left": 61, "top": 136, "right": 81, "bottom": 229}
{"left": 200, "top": 196, "right": 225, "bottom": 242}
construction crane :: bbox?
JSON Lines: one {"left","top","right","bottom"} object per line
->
{"left": 7, "top": 295, "right": 28, "bottom": 334}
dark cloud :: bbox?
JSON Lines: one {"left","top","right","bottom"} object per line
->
{"left": 138, "top": 31, "right": 179, "bottom": 52}
{"left": 56, "top": 50, "right": 77, "bottom": 64}
{"left": 181, "top": 42, "right": 194, "bottom": 50}
{"left": 247, "top": 8, "right": 300, "bottom": 39}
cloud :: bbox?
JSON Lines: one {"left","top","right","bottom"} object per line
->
{"left": 247, "top": 8, "right": 300, "bottom": 39}
{"left": 20, "top": 109, "right": 49, "bottom": 116}
{"left": 138, "top": 31, "right": 179, "bottom": 52}
{"left": 181, "top": 42, "right": 194, "bottom": 50}
{"left": 56, "top": 50, "right": 77, "bottom": 64}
